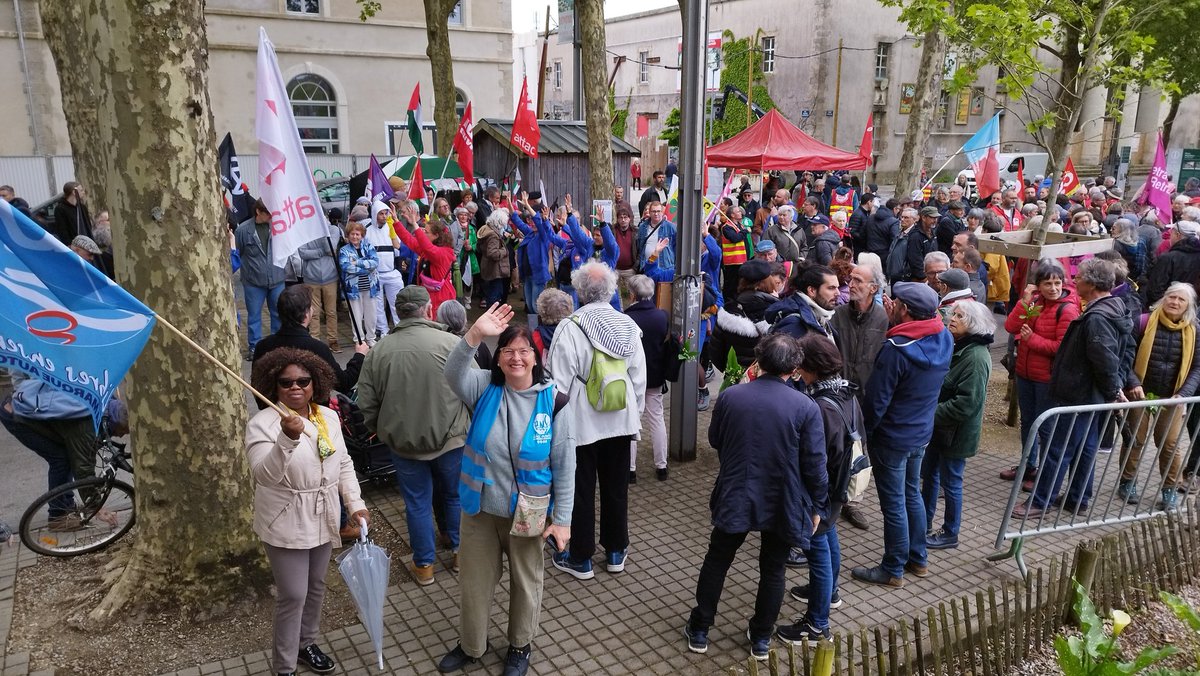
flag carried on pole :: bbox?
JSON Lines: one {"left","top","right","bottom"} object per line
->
{"left": 0, "top": 199, "right": 155, "bottom": 429}
{"left": 407, "top": 157, "right": 427, "bottom": 205}
{"left": 366, "top": 154, "right": 396, "bottom": 203}
{"left": 665, "top": 174, "right": 680, "bottom": 222}
{"left": 453, "top": 101, "right": 476, "bottom": 185}
{"left": 1142, "top": 131, "right": 1173, "bottom": 224}
{"left": 1060, "top": 157, "right": 1080, "bottom": 196}
{"left": 217, "top": 133, "right": 255, "bottom": 227}
{"left": 406, "top": 84, "right": 424, "bottom": 155}
{"left": 963, "top": 113, "right": 1001, "bottom": 199}
{"left": 858, "top": 112, "right": 874, "bottom": 165}
{"left": 707, "top": 172, "right": 738, "bottom": 225}
{"left": 511, "top": 77, "right": 541, "bottom": 158}
{"left": 255, "top": 27, "right": 328, "bottom": 267}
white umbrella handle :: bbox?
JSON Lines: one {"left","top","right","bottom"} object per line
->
{"left": 358, "top": 516, "right": 369, "bottom": 542}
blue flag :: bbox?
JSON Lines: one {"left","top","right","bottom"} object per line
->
{"left": 0, "top": 199, "right": 156, "bottom": 428}
{"left": 367, "top": 154, "right": 395, "bottom": 203}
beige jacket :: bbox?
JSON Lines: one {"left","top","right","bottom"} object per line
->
{"left": 245, "top": 405, "right": 366, "bottom": 549}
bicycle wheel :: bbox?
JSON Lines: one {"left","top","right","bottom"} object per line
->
{"left": 19, "top": 477, "right": 136, "bottom": 557}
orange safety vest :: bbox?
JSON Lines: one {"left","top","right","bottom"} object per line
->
{"left": 720, "top": 223, "right": 749, "bottom": 265}
{"left": 829, "top": 190, "right": 855, "bottom": 218}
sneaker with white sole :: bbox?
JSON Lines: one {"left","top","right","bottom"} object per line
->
{"left": 788, "top": 584, "right": 842, "bottom": 609}
{"left": 746, "top": 628, "right": 770, "bottom": 661}
{"left": 683, "top": 624, "right": 708, "bottom": 654}
{"left": 606, "top": 549, "right": 628, "bottom": 573}
{"left": 552, "top": 551, "right": 595, "bottom": 580}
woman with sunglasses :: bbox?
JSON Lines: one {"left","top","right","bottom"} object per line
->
{"left": 247, "top": 348, "right": 369, "bottom": 676}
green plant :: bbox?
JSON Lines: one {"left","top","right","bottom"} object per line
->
{"left": 1055, "top": 581, "right": 1177, "bottom": 675}
{"left": 608, "top": 87, "right": 630, "bottom": 139}
{"left": 1160, "top": 591, "right": 1200, "bottom": 631}
{"left": 659, "top": 107, "right": 681, "bottom": 147}
{"left": 720, "top": 348, "right": 744, "bottom": 391}
{"left": 678, "top": 338, "right": 699, "bottom": 362}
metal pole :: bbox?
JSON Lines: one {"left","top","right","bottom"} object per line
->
{"left": 668, "top": 0, "right": 708, "bottom": 462}
{"left": 832, "top": 38, "right": 843, "bottom": 146}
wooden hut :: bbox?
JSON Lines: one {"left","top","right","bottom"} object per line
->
{"left": 472, "top": 118, "right": 641, "bottom": 208}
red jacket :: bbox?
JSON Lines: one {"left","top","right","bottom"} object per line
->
{"left": 395, "top": 224, "right": 458, "bottom": 314}
{"left": 1004, "top": 289, "right": 1080, "bottom": 383}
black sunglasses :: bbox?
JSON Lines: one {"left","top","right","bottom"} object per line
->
{"left": 277, "top": 377, "right": 312, "bottom": 389}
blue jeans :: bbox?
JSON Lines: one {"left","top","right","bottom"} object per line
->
{"left": 0, "top": 402, "right": 76, "bottom": 517}
{"left": 482, "top": 278, "right": 506, "bottom": 308}
{"left": 243, "top": 282, "right": 283, "bottom": 353}
{"left": 1016, "top": 377, "right": 1053, "bottom": 469}
{"left": 1030, "top": 409, "right": 1100, "bottom": 509}
{"left": 803, "top": 525, "right": 841, "bottom": 630}
{"left": 392, "top": 448, "right": 464, "bottom": 566}
{"left": 871, "top": 445, "right": 928, "bottom": 578}
{"left": 524, "top": 278, "right": 546, "bottom": 315}
{"left": 920, "top": 448, "right": 966, "bottom": 537}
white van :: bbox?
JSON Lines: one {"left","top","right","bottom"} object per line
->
{"left": 956, "top": 153, "right": 1049, "bottom": 199}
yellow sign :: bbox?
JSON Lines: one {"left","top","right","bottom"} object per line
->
{"left": 955, "top": 90, "right": 971, "bottom": 125}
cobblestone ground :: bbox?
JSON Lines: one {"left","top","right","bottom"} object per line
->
{"left": 0, "top": 296, "right": 1151, "bottom": 675}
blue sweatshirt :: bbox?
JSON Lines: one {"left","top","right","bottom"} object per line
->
{"left": 863, "top": 319, "right": 954, "bottom": 452}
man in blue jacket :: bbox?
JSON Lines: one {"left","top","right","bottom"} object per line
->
{"left": 635, "top": 202, "right": 677, "bottom": 272}
{"left": 685, "top": 334, "right": 828, "bottom": 661}
{"left": 852, "top": 282, "right": 952, "bottom": 587}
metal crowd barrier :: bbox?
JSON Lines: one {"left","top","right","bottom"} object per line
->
{"left": 989, "top": 395, "right": 1200, "bottom": 578}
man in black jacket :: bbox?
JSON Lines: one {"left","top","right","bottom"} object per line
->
{"left": 1014, "top": 258, "right": 1134, "bottom": 517}
{"left": 51, "top": 181, "right": 93, "bottom": 245}
{"left": 252, "top": 284, "right": 368, "bottom": 403}
{"left": 847, "top": 193, "right": 875, "bottom": 253}
{"left": 865, "top": 198, "right": 901, "bottom": 260}
{"left": 624, "top": 274, "right": 670, "bottom": 483}
{"left": 1143, "top": 218, "right": 1200, "bottom": 306}
{"left": 935, "top": 201, "right": 967, "bottom": 256}
{"left": 904, "top": 207, "right": 939, "bottom": 282}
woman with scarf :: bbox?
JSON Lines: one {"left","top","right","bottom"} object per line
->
{"left": 922, "top": 301, "right": 993, "bottom": 550}
{"left": 437, "top": 304, "right": 575, "bottom": 676}
{"left": 1119, "top": 282, "right": 1200, "bottom": 509}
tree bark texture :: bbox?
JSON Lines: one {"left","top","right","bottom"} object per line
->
{"left": 41, "top": 0, "right": 266, "bottom": 620}
{"left": 895, "top": 27, "right": 947, "bottom": 194}
{"left": 38, "top": 0, "right": 107, "bottom": 207}
{"left": 577, "top": 0, "right": 614, "bottom": 208}
{"left": 1163, "top": 94, "right": 1180, "bottom": 148}
{"left": 425, "top": 0, "right": 458, "bottom": 153}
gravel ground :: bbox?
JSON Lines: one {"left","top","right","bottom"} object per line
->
{"left": 8, "top": 484, "right": 410, "bottom": 676}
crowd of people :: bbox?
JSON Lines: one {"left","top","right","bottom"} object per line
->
{"left": 5, "top": 163, "right": 1200, "bottom": 674}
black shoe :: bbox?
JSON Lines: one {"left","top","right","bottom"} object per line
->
{"left": 788, "top": 584, "right": 842, "bottom": 609}
{"left": 841, "top": 503, "right": 870, "bottom": 530}
{"left": 437, "top": 644, "right": 482, "bottom": 673}
{"left": 785, "top": 547, "right": 808, "bottom": 567}
{"left": 851, "top": 565, "right": 904, "bottom": 587}
{"left": 277, "top": 673, "right": 296, "bottom": 676}
{"left": 656, "top": 467, "right": 669, "bottom": 481}
{"left": 776, "top": 617, "right": 831, "bottom": 647}
{"left": 297, "top": 644, "right": 335, "bottom": 674}
{"left": 503, "top": 644, "right": 532, "bottom": 676}
{"left": 629, "top": 471, "right": 637, "bottom": 485}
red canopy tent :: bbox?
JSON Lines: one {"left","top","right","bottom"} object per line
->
{"left": 705, "top": 109, "right": 870, "bottom": 171}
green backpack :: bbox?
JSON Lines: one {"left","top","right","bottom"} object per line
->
{"left": 571, "top": 317, "right": 630, "bottom": 412}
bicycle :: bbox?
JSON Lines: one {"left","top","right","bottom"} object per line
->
{"left": 18, "top": 417, "right": 136, "bottom": 557}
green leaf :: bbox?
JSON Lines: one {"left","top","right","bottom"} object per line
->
{"left": 1159, "top": 591, "right": 1200, "bottom": 631}
{"left": 1055, "top": 634, "right": 1088, "bottom": 676}
{"left": 1110, "top": 646, "right": 1179, "bottom": 674}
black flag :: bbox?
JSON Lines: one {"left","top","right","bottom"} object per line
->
{"left": 218, "top": 133, "right": 255, "bottom": 229}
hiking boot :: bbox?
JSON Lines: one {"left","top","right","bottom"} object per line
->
{"left": 297, "top": 644, "right": 336, "bottom": 674}
{"left": 409, "top": 561, "right": 435, "bottom": 586}
{"left": 552, "top": 551, "right": 595, "bottom": 580}
{"left": 437, "top": 644, "right": 482, "bottom": 673}
{"left": 851, "top": 566, "right": 904, "bottom": 588}
{"left": 785, "top": 547, "right": 808, "bottom": 567}
{"left": 788, "top": 584, "right": 842, "bottom": 609}
{"left": 502, "top": 644, "right": 532, "bottom": 676}
{"left": 1159, "top": 488, "right": 1180, "bottom": 511}
{"left": 1117, "top": 480, "right": 1140, "bottom": 504}
{"left": 746, "top": 628, "right": 770, "bottom": 661}
{"left": 683, "top": 623, "right": 708, "bottom": 654}
{"left": 841, "top": 503, "right": 870, "bottom": 530}
{"left": 776, "top": 617, "right": 831, "bottom": 647}
{"left": 904, "top": 562, "right": 930, "bottom": 578}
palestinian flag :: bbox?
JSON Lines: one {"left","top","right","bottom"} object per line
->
{"left": 406, "top": 84, "right": 424, "bottom": 154}
{"left": 665, "top": 175, "right": 680, "bottom": 222}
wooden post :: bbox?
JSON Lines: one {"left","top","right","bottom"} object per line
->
{"left": 846, "top": 632, "right": 857, "bottom": 676}
{"left": 976, "top": 591, "right": 992, "bottom": 676}
{"left": 812, "top": 640, "right": 836, "bottom": 676}
{"left": 860, "top": 627, "right": 871, "bottom": 676}
{"left": 874, "top": 627, "right": 886, "bottom": 676}
{"left": 887, "top": 627, "right": 898, "bottom": 675}
{"left": 927, "top": 608, "right": 943, "bottom": 676}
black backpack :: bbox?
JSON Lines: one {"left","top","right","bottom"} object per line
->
{"left": 884, "top": 229, "right": 912, "bottom": 283}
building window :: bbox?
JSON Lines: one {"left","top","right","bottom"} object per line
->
{"left": 455, "top": 88, "right": 468, "bottom": 118}
{"left": 937, "top": 90, "right": 950, "bottom": 130}
{"left": 448, "top": 0, "right": 463, "bottom": 25}
{"left": 286, "top": 0, "right": 319, "bottom": 15}
{"left": 287, "top": 74, "right": 339, "bottom": 153}
{"left": 553, "top": 60, "right": 562, "bottom": 90}
{"left": 761, "top": 36, "right": 776, "bottom": 74}
{"left": 875, "top": 42, "right": 890, "bottom": 81}
{"left": 639, "top": 51, "right": 650, "bottom": 84}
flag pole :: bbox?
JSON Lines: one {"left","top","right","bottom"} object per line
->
{"left": 919, "top": 140, "right": 970, "bottom": 193}
{"left": 153, "top": 313, "right": 289, "bottom": 417}
{"left": 437, "top": 148, "right": 457, "bottom": 182}
{"left": 327, "top": 237, "right": 364, "bottom": 345}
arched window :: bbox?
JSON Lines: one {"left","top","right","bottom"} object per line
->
{"left": 455, "top": 88, "right": 468, "bottom": 119}
{"left": 288, "top": 74, "right": 339, "bottom": 154}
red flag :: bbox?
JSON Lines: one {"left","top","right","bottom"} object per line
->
{"left": 858, "top": 112, "right": 874, "bottom": 165}
{"left": 1060, "top": 157, "right": 1080, "bottom": 196}
{"left": 510, "top": 77, "right": 541, "bottom": 157}
{"left": 453, "top": 102, "right": 476, "bottom": 185}
{"left": 635, "top": 114, "right": 649, "bottom": 140}
{"left": 407, "top": 157, "right": 426, "bottom": 203}
{"left": 1015, "top": 158, "right": 1024, "bottom": 193}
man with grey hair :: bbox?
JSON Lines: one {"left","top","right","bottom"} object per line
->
{"left": 357, "top": 285, "right": 470, "bottom": 585}
{"left": 923, "top": 251, "right": 951, "bottom": 295}
{"left": 547, "top": 262, "right": 647, "bottom": 580}
{"left": 624, "top": 274, "right": 670, "bottom": 483}
{"left": 1144, "top": 219, "right": 1200, "bottom": 305}
{"left": 829, "top": 263, "right": 888, "bottom": 531}
{"left": 1014, "top": 258, "right": 1135, "bottom": 518}
{"left": 766, "top": 204, "right": 806, "bottom": 269}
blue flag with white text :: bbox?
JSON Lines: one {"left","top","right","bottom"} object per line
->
{"left": 0, "top": 199, "right": 155, "bottom": 428}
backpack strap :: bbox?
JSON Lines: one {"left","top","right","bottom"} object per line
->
{"left": 816, "top": 394, "right": 860, "bottom": 438}
{"left": 553, "top": 391, "right": 570, "bottom": 417}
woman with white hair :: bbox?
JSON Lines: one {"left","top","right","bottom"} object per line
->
{"left": 454, "top": 206, "right": 479, "bottom": 309}
{"left": 921, "top": 300, "right": 994, "bottom": 550}
{"left": 1119, "top": 282, "right": 1200, "bottom": 509}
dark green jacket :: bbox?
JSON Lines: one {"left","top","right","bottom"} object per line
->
{"left": 930, "top": 338, "right": 992, "bottom": 459}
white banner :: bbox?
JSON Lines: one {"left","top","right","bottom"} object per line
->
{"left": 255, "top": 27, "right": 327, "bottom": 267}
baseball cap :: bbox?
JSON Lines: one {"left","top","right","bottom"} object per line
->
{"left": 395, "top": 285, "right": 431, "bottom": 306}
{"left": 755, "top": 239, "right": 777, "bottom": 252}
{"left": 919, "top": 206, "right": 941, "bottom": 218}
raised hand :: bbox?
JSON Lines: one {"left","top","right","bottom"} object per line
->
{"left": 465, "top": 303, "right": 515, "bottom": 345}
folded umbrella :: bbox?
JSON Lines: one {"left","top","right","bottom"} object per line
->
{"left": 336, "top": 518, "right": 391, "bottom": 670}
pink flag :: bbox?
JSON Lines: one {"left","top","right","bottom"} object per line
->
{"left": 255, "top": 28, "right": 327, "bottom": 267}
{"left": 1142, "top": 132, "right": 1173, "bottom": 224}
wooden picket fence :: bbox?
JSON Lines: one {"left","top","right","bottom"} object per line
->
{"left": 728, "top": 504, "right": 1200, "bottom": 676}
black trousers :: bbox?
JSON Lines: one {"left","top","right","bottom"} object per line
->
{"left": 688, "top": 527, "right": 790, "bottom": 640}
{"left": 569, "top": 435, "right": 632, "bottom": 560}
{"left": 721, "top": 264, "right": 742, "bottom": 308}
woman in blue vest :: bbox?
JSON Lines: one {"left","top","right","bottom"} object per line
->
{"left": 437, "top": 303, "right": 576, "bottom": 676}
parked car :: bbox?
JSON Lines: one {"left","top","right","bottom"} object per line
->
{"left": 317, "top": 177, "right": 351, "bottom": 223}
{"left": 28, "top": 195, "right": 61, "bottom": 232}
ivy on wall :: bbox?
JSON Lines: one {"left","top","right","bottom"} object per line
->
{"left": 609, "top": 87, "right": 631, "bottom": 139}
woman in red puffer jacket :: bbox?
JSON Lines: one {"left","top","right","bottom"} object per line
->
{"left": 1001, "top": 258, "right": 1080, "bottom": 487}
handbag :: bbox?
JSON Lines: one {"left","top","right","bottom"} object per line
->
{"left": 419, "top": 259, "right": 451, "bottom": 292}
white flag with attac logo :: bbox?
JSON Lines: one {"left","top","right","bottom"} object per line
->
{"left": 255, "top": 27, "right": 327, "bottom": 267}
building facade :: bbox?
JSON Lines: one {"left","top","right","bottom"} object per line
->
{"left": 2, "top": 0, "right": 514, "bottom": 161}
{"left": 545, "top": 0, "right": 1199, "bottom": 186}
